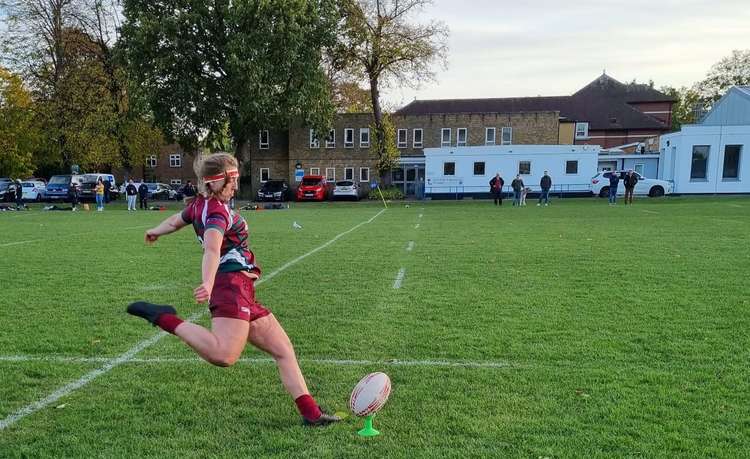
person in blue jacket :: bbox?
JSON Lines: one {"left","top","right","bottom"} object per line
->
{"left": 608, "top": 171, "right": 620, "bottom": 205}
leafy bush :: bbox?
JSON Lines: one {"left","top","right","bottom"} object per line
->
{"left": 368, "top": 186, "right": 405, "bottom": 200}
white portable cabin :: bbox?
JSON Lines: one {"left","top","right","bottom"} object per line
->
{"left": 423, "top": 145, "right": 600, "bottom": 198}
{"left": 659, "top": 86, "right": 750, "bottom": 194}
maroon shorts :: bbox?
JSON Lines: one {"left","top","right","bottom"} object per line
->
{"left": 209, "top": 271, "right": 270, "bottom": 322}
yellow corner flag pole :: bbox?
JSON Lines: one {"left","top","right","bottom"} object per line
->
{"left": 376, "top": 184, "right": 388, "bottom": 209}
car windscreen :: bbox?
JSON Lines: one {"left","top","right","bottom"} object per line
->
{"left": 22, "top": 182, "right": 35, "bottom": 187}
{"left": 301, "top": 179, "right": 322, "bottom": 186}
{"left": 48, "top": 176, "right": 70, "bottom": 185}
{"left": 147, "top": 183, "right": 158, "bottom": 190}
{"left": 336, "top": 181, "right": 354, "bottom": 187}
{"left": 261, "top": 181, "right": 286, "bottom": 191}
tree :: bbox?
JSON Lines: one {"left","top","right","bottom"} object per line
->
{"left": 694, "top": 50, "right": 750, "bottom": 106}
{"left": 120, "top": 0, "right": 340, "bottom": 188}
{"left": 333, "top": 81, "right": 373, "bottom": 113}
{"left": 371, "top": 113, "right": 398, "bottom": 173}
{"left": 659, "top": 86, "right": 702, "bottom": 131}
{"left": 338, "top": 0, "right": 448, "bottom": 179}
{"left": 0, "top": 67, "right": 38, "bottom": 177}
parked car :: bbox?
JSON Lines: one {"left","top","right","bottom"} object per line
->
{"left": 44, "top": 174, "right": 84, "bottom": 202}
{"left": 256, "top": 180, "right": 290, "bottom": 202}
{"left": 144, "top": 182, "right": 173, "bottom": 200}
{"left": 332, "top": 180, "right": 359, "bottom": 201}
{"left": 295, "top": 175, "right": 328, "bottom": 201}
{"left": 591, "top": 171, "right": 673, "bottom": 198}
{"left": 0, "top": 178, "right": 14, "bottom": 202}
{"left": 169, "top": 184, "right": 184, "bottom": 201}
{"left": 79, "top": 174, "right": 119, "bottom": 202}
{"left": 21, "top": 181, "right": 47, "bottom": 202}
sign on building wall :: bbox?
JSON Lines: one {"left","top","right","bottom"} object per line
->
{"left": 295, "top": 169, "right": 304, "bottom": 182}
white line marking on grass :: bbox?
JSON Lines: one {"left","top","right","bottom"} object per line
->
{"left": 419, "top": 213, "right": 423, "bottom": 218}
{"left": 0, "top": 225, "right": 152, "bottom": 249}
{"left": 728, "top": 204, "right": 743, "bottom": 208}
{"left": 0, "top": 209, "right": 386, "bottom": 431}
{"left": 414, "top": 223, "right": 420, "bottom": 229}
{"left": 406, "top": 241, "right": 414, "bottom": 252}
{"left": 0, "top": 240, "right": 43, "bottom": 247}
{"left": 641, "top": 210, "right": 659, "bottom": 214}
{"left": 393, "top": 268, "right": 405, "bottom": 289}
{"left": 0, "top": 354, "right": 513, "bottom": 369}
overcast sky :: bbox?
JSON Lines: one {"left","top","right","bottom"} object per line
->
{"left": 382, "top": 0, "right": 750, "bottom": 107}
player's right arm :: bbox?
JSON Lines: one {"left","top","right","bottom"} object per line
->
{"left": 145, "top": 213, "right": 189, "bottom": 243}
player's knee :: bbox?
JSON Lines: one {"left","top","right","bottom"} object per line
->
{"left": 208, "top": 351, "right": 240, "bottom": 367}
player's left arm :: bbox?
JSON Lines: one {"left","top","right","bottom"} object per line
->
{"left": 194, "top": 228, "right": 222, "bottom": 303}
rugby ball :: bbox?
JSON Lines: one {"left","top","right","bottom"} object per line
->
{"left": 349, "top": 372, "right": 391, "bottom": 417}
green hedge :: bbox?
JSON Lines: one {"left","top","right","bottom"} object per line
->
{"left": 367, "top": 187, "right": 405, "bottom": 200}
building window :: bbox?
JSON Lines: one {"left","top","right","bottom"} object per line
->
{"left": 170, "top": 179, "right": 182, "bottom": 185}
{"left": 397, "top": 129, "right": 407, "bottom": 148}
{"left": 310, "top": 167, "right": 320, "bottom": 176}
{"left": 147, "top": 155, "right": 157, "bottom": 168}
{"left": 473, "top": 162, "right": 485, "bottom": 176}
{"left": 360, "top": 128, "right": 370, "bottom": 147}
{"left": 413, "top": 129, "right": 423, "bottom": 148}
{"left": 634, "top": 163, "right": 645, "bottom": 176}
{"left": 690, "top": 145, "right": 710, "bottom": 180}
{"left": 575, "top": 122, "right": 589, "bottom": 139}
{"left": 723, "top": 145, "right": 741, "bottom": 179}
{"left": 325, "top": 129, "right": 335, "bottom": 148}
{"left": 444, "top": 162, "right": 455, "bottom": 176}
{"left": 456, "top": 128, "right": 467, "bottom": 147}
{"left": 441, "top": 128, "right": 451, "bottom": 147}
{"left": 344, "top": 128, "right": 354, "bottom": 148}
{"left": 360, "top": 167, "right": 370, "bottom": 182}
{"left": 260, "top": 168, "right": 270, "bottom": 182}
{"left": 326, "top": 167, "right": 335, "bottom": 182}
{"left": 501, "top": 127, "right": 512, "bottom": 145}
{"left": 345, "top": 167, "right": 354, "bottom": 181}
{"left": 485, "top": 128, "right": 496, "bottom": 146}
{"left": 565, "top": 160, "right": 578, "bottom": 174}
{"left": 169, "top": 154, "right": 181, "bottom": 168}
{"left": 392, "top": 168, "right": 404, "bottom": 182}
{"left": 519, "top": 161, "right": 531, "bottom": 175}
{"left": 259, "top": 130, "right": 269, "bottom": 149}
{"left": 309, "top": 129, "right": 320, "bottom": 149}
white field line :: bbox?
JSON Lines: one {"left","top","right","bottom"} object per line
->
{"left": 406, "top": 241, "right": 414, "bottom": 252}
{"left": 728, "top": 204, "right": 743, "bottom": 208}
{"left": 414, "top": 223, "right": 420, "bottom": 229}
{"left": 0, "top": 354, "right": 513, "bottom": 369}
{"left": 641, "top": 210, "right": 659, "bottom": 214}
{"left": 393, "top": 268, "right": 406, "bottom": 289}
{"left": 0, "top": 225, "right": 151, "bottom": 248}
{"left": 418, "top": 213, "right": 423, "bottom": 218}
{"left": 0, "top": 209, "right": 386, "bottom": 431}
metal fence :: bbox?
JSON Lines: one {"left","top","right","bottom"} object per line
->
{"left": 424, "top": 183, "right": 593, "bottom": 200}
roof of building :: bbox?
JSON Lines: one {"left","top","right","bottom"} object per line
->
{"left": 394, "top": 74, "right": 674, "bottom": 131}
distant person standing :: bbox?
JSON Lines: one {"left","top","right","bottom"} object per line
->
{"left": 511, "top": 175, "right": 524, "bottom": 206}
{"left": 182, "top": 180, "right": 197, "bottom": 199}
{"left": 103, "top": 178, "right": 111, "bottom": 203}
{"left": 538, "top": 171, "right": 552, "bottom": 206}
{"left": 607, "top": 171, "right": 620, "bottom": 205}
{"left": 69, "top": 182, "right": 80, "bottom": 211}
{"left": 126, "top": 179, "right": 138, "bottom": 211}
{"left": 138, "top": 181, "right": 149, "bottom": 210}
{"left": 624, "top": 170, "right": 638, "bottom": 205}
{"left": 14, "top": 179, "right": 24, "bottom": 209}
{"left": 95, "top": 177, "right": 105, "bottom": 211}
{"left": 489, "top": 172, "right": 504, "bottom": 206}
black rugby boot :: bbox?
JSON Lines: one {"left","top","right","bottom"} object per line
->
{"left": 126, "top": 301, "right": 177, "bottom": 326}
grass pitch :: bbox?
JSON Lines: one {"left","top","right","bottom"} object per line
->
{"left": 0, "top": 197, "right": 748, "bottom": 458}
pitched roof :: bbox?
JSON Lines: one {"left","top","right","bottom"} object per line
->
{"left": 394, "top": 74, "right": 674, "bottom": 131}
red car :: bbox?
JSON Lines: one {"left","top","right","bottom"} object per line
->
{"left": 296, "top": 175, "right": 329, "bottom": 201}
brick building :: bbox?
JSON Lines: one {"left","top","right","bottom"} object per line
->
{"left": 123, "top": 73, "right": 674, "bottom": 198}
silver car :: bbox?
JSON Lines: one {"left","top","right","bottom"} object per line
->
{"left": 332, "top": 180, "right": 359, "bottom": 201}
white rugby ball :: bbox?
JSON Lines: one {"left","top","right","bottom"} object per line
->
{"left": 349, "top": 372, "right": 391, "bottom": 417}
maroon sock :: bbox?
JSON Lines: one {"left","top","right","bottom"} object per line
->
{"left": 156, "top": 313, "right": 184, "bottom": 335}
{"left": 295, "top": 394, "right": 322, "bottom": 421}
